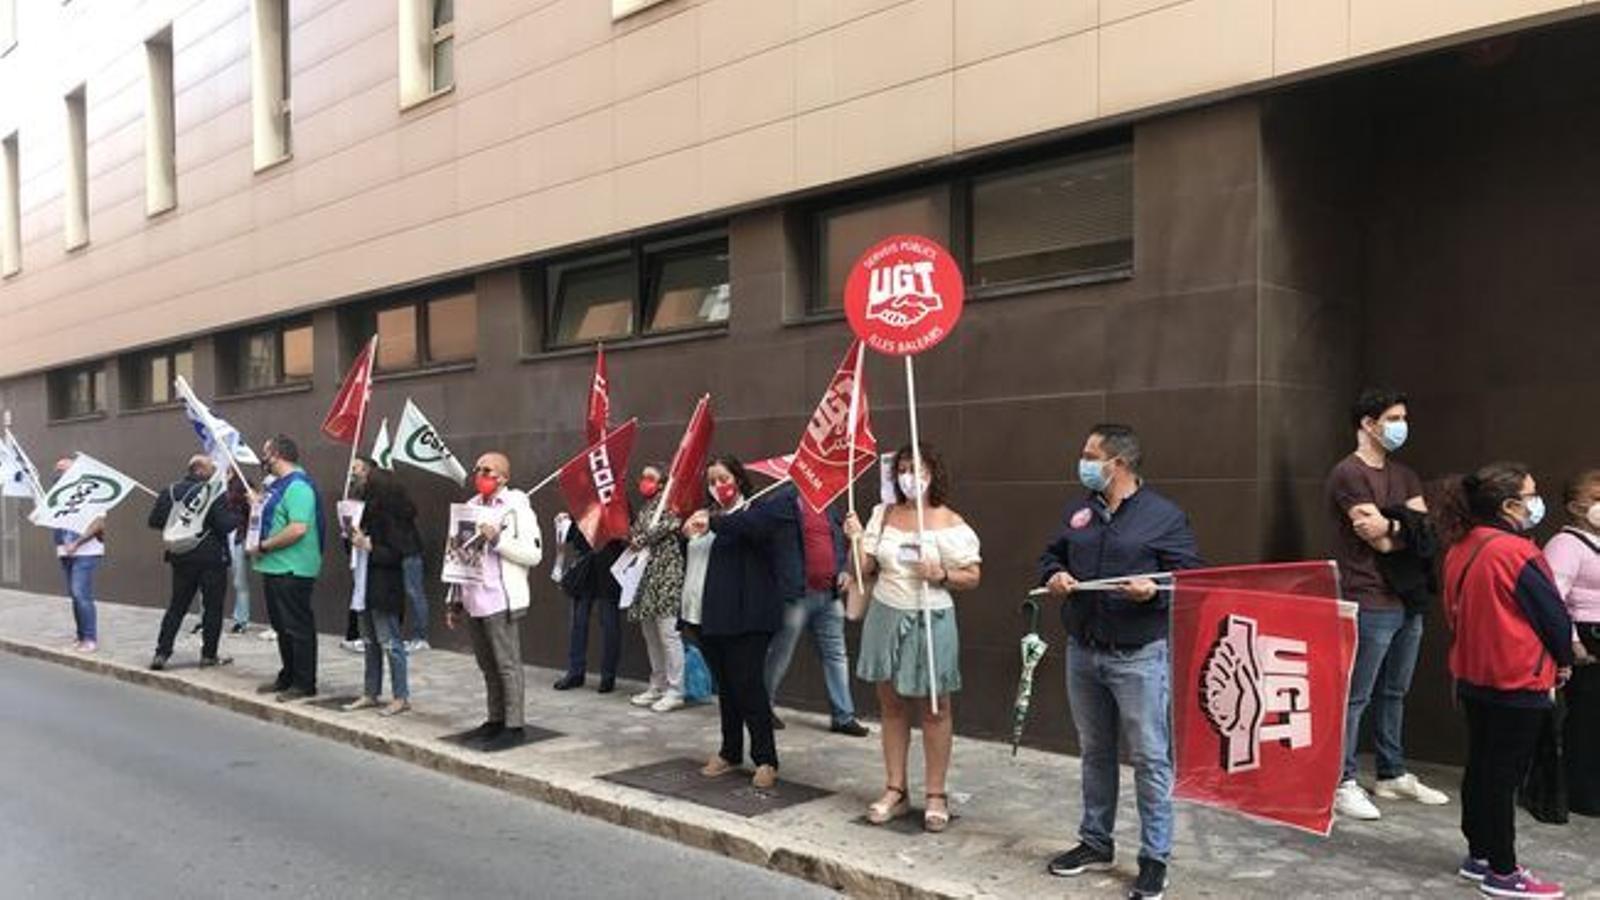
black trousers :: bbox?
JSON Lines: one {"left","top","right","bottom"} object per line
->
{"left": 1567, "top": 624, "right": 1600, "bottom": 816}
{"left": 700, "top": 631, "right": 777, "bottom": 768}
{"left": 565, "top": 593, "right": 621, "bottom": 679}
{"left": 1460, "top": 696, "right": 1545, "bottom": 874}
{"left": 264, "top": 574, "right": 317, "bottom": 692}
{"left": 156, "top": 563, "right": 228, "bottom": 659}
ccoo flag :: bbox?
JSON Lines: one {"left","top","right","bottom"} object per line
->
{"left": 175, "top": 375, "right": 260, "bottom": 468}
{"left": 662, "top": 395, "right": 714, "bottom": 519}
{"left": 28, "top": 453, "right": 144, "bottom": 533}
{"left": 789, "top": 340, "right": 877, "bottom": 513}
{"left": 392, "top": 399, "right": 467, "bottom": 483}
{"left": 558, "top": 419, "right": 636, "bottom": 547}
{"left": 322, "top": 337, "right": 377, "bottom": 445}
{"left": 370, "top": 418, "right": 394, "bottom": 470}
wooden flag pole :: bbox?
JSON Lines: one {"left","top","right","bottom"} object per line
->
{"left": 845, "top": 342, "right": 867, "bottom": 599}
{"left": 904, "top": 355, "right": 940, "bottom": 715}
{"left": 341, "top": 335, "right": 378, "bottom": 502}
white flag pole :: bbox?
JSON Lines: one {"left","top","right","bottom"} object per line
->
{"left": 845, "top": 342, "right": 867, "bottom": 597}
{"left": 341, "top": 335, "right": 378, "bottom": 502}
{"left": 904, "top": 356, "right": 939, "bottom": 715}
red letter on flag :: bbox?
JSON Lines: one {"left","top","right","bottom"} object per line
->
{"left": 558, "top": 418, "right": 636, "bottom": 547}
{"left": 321, "top": 337, "right": 376, "bottom": 445}
{"left": 789, "top": 340, "right": 877, "bottom": 513}
{"left": 586, "top": 344, "right": 610, "bottom": 447}
{"left": 663, "top": 396, "right": 715, "bottom": 519}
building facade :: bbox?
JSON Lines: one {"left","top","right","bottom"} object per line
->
{"left": 3, "top": 0, "right": 1599, "bottom": 763}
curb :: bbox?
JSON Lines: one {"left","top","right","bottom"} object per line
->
{"left": 0, "top": 636, "right": 958, "bottom": 900}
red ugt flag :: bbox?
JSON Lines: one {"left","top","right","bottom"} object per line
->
{"left": 663, "top": 396, "right": 714, "bottom": 519}
{"left": 746, "top": 454, "right": 794, "bottom": 481}
{"left": 321, "top": 337, "right": 376, "bottom": 445}
{"left": 1169, "top": 567, "right": 1357, "bottom": 836}
{"left": 558, "top": 418, "right": 636, "bottom": 547}
{"left": 790, "top": 340, "right": 877, "bottom": 513}
{"left": 586, "top": 343, "right": 610, "bottom": 446}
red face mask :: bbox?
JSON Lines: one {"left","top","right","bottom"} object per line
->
{"left": 474, "top": 474, "right": 500, "bottom": 499}
{"left": 712, "top": 481, "right": 739, "bottom": 508}
{"left": 638, "top": 477, "right": 660, "bottom": 498}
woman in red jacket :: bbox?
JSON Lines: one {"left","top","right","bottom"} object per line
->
{"left": 1437, "top": 462, "right": 1574, "bottom": 899}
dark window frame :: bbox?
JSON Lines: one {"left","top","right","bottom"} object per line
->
{"left": 224, "top": 318, "right": 313, "bottom": 395}
{"left": 47, "top": 361, "right": 107, "bottom": 421}
{"left": 541, "top": 227, "right": 730, "bottom": 352}
{"left": 342, "top": 279, "right": 478, "bottom": 375}
{"left": 123, "top": 342, "right": 193, "bottom": 409}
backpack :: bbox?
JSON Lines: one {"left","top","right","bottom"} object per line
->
{"left": 163, "top": 475, "right": 224, "bottom": 556}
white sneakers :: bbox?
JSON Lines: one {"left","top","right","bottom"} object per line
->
{"left": 631, "top": 687, "right": 664, "bottom": 707}
{"left": 1335, "top": 780, "right": 1382, "bottom": 820}
{"left": 1375, "top": 772, "right": 1450, "bottom": 805}
{"left": 650, "top": 693, "right": 685, "bottom": 713}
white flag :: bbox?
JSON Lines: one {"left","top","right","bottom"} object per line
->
{"left": 0, "top": 428, "right": 43, "bottom": 501}
{"left": 29, "top": 453, "right": 143, "bottom": 533}
{"left": 371, "top": 418, "right": 394, "bottom": 470}
{"left": 175, "top": 375, "right": 260, "bottom": 468}
{"left": 392, "top": 399, "right": 467, "bottom": 484}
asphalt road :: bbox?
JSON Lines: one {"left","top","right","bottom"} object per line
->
{"left": 0, "top": 653, "right": 834, "bottom": 900}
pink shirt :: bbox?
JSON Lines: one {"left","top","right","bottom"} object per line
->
{"left": 1543, "top": 528, "right": 1600, "bottom": 635}
{"left": 458, "top": 492, "right": 509, "bottom": 619}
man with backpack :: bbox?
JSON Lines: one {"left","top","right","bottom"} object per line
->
{"left": 148, "top": 454, "right": 241, "bottom": 670}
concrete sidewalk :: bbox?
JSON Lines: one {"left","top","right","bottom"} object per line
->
{"left": 2, "top": 589, "right": 1595, "bottom": 899}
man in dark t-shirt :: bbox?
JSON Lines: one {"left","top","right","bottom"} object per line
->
{"left": 1326, "top": 388, "right": 1449, "bottom": 822}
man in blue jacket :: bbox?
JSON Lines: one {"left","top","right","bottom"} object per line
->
{"left": 1038, "top": 424, "right": 1201, "bottom": 900}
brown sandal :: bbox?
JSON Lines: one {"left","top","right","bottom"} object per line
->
{"left": 867, "top": 785, "right": 909, "bottom": 824}
{"left": 923, "top": 792, "right": 950, "bottom": 833}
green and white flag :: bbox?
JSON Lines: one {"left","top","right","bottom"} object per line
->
{"left": 0, "top": 427, "right": 44, "bottom": 502}
{"left": 392, "top": 399, "right": 466, "bottom": 484}
{"left": 371, "top": 418, "right": 394, "bottom": 470}
{"left": 29, "top": 453, "right": 145, "bottom": 533}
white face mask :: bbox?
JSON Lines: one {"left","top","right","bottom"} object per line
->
{"left": 897, "top": 472, "right": 927, "bottom": 501}
{"left": 1587, "top": 502, "right": 1600, "bottom": 530}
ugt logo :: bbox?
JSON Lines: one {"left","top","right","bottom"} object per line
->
{"left": 404, "top": 426, "right": 451, "bottom": 464}
{"left": 865, "top": 260, "right": 942, "bottom": 329}
{"left": 47, "top": 474, "right": 124, "bottom": 518}
{"left": 802, "top": 374, "right": 857, "bottom": 461}
{"left": 1199, "top": 614, "right": 1312, "bottom": 773}
{"left": 587, "top": 445, "right": 617, "bottom": 505}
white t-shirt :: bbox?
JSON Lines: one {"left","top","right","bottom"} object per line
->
{"left": 860, "top": 504, "right": 981, "bottom": 611}
{"left": 55, "top": 530, "right": 105, "bottom": 558}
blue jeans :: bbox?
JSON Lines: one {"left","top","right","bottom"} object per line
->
{"left": 1066, "top": 637, "right": 1174, "bottom": 863}
{"left": 1343, "top": 607, "right": 1423, "bottom": 782}
{"left": 359, "top": 609, "right": 409, "bottom": 700}
{"left": 230, "top": 539, "right": 252, "bottom": 627}
{"left": 60, "top": 556, "right": 100, "bottom": 642}
{"left": 402, "top": 554, "right": 427, "bottom": 641}
{"left": 764, "top": 590, "right": 856, "bottom": 725}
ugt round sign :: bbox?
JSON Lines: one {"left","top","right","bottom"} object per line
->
{"left": 843, "top": 234, "right": 964, "bottom": 356}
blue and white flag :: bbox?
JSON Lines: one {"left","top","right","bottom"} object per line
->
{"left": 0, "top": 427, "right": 43, "bottom": 501}
{"left": 175, "top": 375, "right": 259, "bottom": 468}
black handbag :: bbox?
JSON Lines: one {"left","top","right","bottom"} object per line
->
{"left": 1518, "top": 696, "right": 1569, "bottom": 825}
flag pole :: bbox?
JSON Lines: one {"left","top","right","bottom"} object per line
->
{"left": 341, "top": 335, "right": 378, "bottom": 502}
{"left": 742, "top": 476, "right": 791, "bottom": 508}
{"left": 175, "top": 375, "right": 256, "bottom": 501}
{"left": 905, "top": 355, "right": 939, "bottom": 715}
{"left": 4, "top": 421, "right": 46, "bottom": 503}
{"left": 650, "top": 393, "right": 708, "bottom": 531}
{"left": 845, "top": 341, "right": 867, "bottom": 599}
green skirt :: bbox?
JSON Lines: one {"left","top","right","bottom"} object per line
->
{"left": 855, "top": 600, "right": 961, "bottom": 697}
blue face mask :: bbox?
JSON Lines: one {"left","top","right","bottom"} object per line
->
{"left": 1378, "top": 420, "right": 1408, "bottom": 452}
{"left": 1521, "top": 495, "right": 1546, "bottom": 531}
{"left": 1078, "top": 458, "right": 1111, "bottom": 493}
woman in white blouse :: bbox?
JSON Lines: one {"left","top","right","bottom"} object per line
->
{"left": 843, "top": 443, "right": 981, "bottom": 833}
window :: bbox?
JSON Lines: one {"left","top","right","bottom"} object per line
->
{"left": 345, "top": 284, "right": 477, "bottom": 373}
{"left": 612, "top": 0, "right": 670, "bottom": 21}
{"left": 813, "top": 188, "right": 949, "bottom": 313}
{"left": 969, "top": 149, "right": 1132, "bottom": 288}
{"left": 227, "top": 319, "right": 312, "bottom": 392}
{"left": 48, "top": 363, "right": 106, "bottom": 419}
{"left": 145, "top": 28, "right": 177, "bottom": 215}
{"left": 64, "top": 86, "right": 88, "bottom": 250}
{"left": 544, "top": 233, "right": 730, "bottom": 349}
{"left": 1, "top": 132, "right": 18, "bottom": 276}
{"left": 251, "top": 0, "right": 291, "bottom": 169}
{"left": 398, "top": 0, "right": 452, "bottom": 107}
{"left": 124, "top": 344, "right": 193, "bottom": 408}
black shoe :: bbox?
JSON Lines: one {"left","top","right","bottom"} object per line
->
{"left": 477, "top": 727, "right": 525, "bottom": 752}
{"left": 1047, "top": 842, "right": 1114, "bottom": 877}
{"left": 1129, "top": 858, "right": 1167, "bottom": 900}
{"left": 229, "top": 622, "right": 248, "bottom": 634}
{"left": 771, "top": 713, "right": 786, "bottom": 730}
{"left": 149, "top": 653, "right": 169, "bottom": 671}
{"left": 198, "top": 656, "right": 233, "bottom": 668}
{"left": 256, "top": 680, "right": 289, "bottom": 694}
{"left": 830, "top": 719, "right": 869, "bottom": 737}
{"left": 553, "top": 673, "right": 584, "bottom": 691}
{"left": 597, "top": 675, "right": 615, "bottom": 694}
{"left": 461, "top": 720, "right": 505, "bottom": 742}
{"left": 275, "top": 687, "right": 317, "bottom": 703}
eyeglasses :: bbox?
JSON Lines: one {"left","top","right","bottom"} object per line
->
{"left": 473, "top": 466, "right": 499, "bottom": 477}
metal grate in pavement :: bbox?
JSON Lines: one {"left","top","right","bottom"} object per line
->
{"left": 600, "top": 757, "right": 831, "bottom": 818}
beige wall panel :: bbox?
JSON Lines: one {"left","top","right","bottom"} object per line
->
{"left": 954, "top": 0, "right": 1096, "bottom": 65}
{"left": 516, "top": 172, "right": 617, "bottom": 254}
{"left": 698, "top": 0, "right": 799, "bottom": 70}
{"left": 294, "top": 26, "right": 398, "bottom": 124}
{"left": 1100, "top": 0, "right": 1189, "bottom": 23}
{"left": 954, "top": 31, "right": 1098, "bottom": 151}
{"left": 399, "top": 106, "right": 459, "bottom": 176}
{"left": 175, "top": 99, "right": 252, "bottom": 173}
{"left": 699, "top": 118, "right": 797, "bottom": 209}
{"left": 514, "top": 45, "right": 615, "bottom": 138}
{"left": 454, "top": 195, "right": 528, "bottom": 269}
{"left": 795, "top": 0, "right": 952, "bottom": 112}
{"left": 796, "top": 72, "right": 953, "bottom": 188}
{"left": 538, "top": 108, "right": 616, "bottom": 189}
{"left": 455, "top": 79, "right": 523, "bottom": 156}
{"left": 293, "top": 132, "right": 403, "bottom": 217}
{"left": 615, "top": 6, "right": 700, "bottom": 100}
{"left": 615, "top": 147, "right": 702, "bottom": 230}
{"left": 796, "top": 0, "right": 910, "bottom": 36}
{"left": 1350, "top": 0, "right": 1580, "bottom": 55}
{"left": 1100, "top": 0, "right": 1273, "bottom": 115}
{"left": 175, "top": 55, "right": 252, "bottom": 136}
{"left": 1274, "top": 0, "right": 1350, "bottom": 74}
{"left": 698, "top": 44, "right": 796, "bottom": 140}
{"left": 293, "top": 0, "right": 394, "bottom": 75}
{"left": 293, "top": 78, "right": 398, "bottom": 168}
{"left": 458, "top": 0, "right": 565, "bottom": 43}
{"left": 615, "top": 78, "right": 701, "bottom": 165}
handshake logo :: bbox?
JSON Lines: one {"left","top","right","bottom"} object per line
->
{"left": 1199, "top": 614, "right": 1313, "bottom": 773}
{"left": 865, "top": 261, "right": 943, "bottom": 329}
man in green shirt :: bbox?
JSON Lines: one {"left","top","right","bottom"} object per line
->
{"left": 250, "top": 435, "right": 325, "bottom": 702}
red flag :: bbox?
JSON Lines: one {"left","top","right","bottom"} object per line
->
{"left": 746, "top": 454, "right": 794, "bottom": 481}
{"left": 1169, "top": 565, "right": 1357, "bottom": 836}
{"left": 321, "top": 337, "right": 376, "bottom": 445}
{"left": 790, "top": 340, "right": 877, "bottom": 513}
{"left": 663, "top": 396, "right": 715, "bottom": 519}
{"left": 586, "top": 343, "right": 610, "bottom": 446}
{"left": 558, "top": 418, "right": 636, "bottom": 547}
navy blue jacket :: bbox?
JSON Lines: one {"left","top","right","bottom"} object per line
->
{"left": 1038, "top": 486, "right": 1203, "bottom": 647}
{"left": 701, "top": 488, "right": 793, "bottom": 636}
